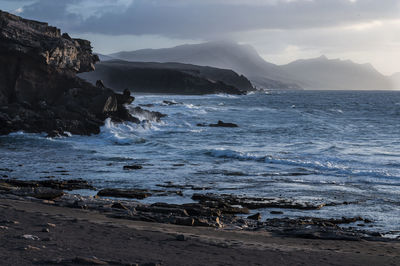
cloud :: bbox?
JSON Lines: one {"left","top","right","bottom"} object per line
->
{"left": 14, "top": 0, "right": 400, "bottom": 38}
{"left": 6, "top": 0, "right": 400, "bottom": 74}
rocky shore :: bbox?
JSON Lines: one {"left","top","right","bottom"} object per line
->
{"left": 0, "top": 10, "right": 152, "bottom": 136}
{"left": 0, "top": 178, "right": 397, "bottom": 242}
{"left": 0, "top": 183, "right": 399, "bottom": 266}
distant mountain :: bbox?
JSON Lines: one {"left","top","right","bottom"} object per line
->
{"left": 109, "top": 41, "right": 302, "bottom": 90}
{"left": 390, "top": 73, "right": 400, "bottom": 90}
{"left": 281, "top": 56, "right": 394, "bottom": 90}
{"left": 79, "top": 60, "right": 254, "bottom": 95}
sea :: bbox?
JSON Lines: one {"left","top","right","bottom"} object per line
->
{"left": 1, "top": 90, "right": 399, "bottom": 237}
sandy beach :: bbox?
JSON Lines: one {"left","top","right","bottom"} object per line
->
{"left": 0, "top": 196, "right": 399, "bottom": 266}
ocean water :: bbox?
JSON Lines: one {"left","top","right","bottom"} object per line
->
{"left": 1, "top": 91, "right": 399, "bottom": 236}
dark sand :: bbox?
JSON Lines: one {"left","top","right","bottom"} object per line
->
{"left": 0, "top": 198, "right": 399, "bottom": 266}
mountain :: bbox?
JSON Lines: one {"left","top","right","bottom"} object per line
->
{"left": 79, "top": 60, "right": 254, "bottom": 95}
{"left": 109, "top": 41, "right": 396, "bottom": 91}
{"left": 281, "top": 56, "right": 394, "bottom": 90}
{"left": 109, "top": 41, "right": 302, "bottom": 90}
{"left": 390, "top": 73, "right": 400, "bottom": 90}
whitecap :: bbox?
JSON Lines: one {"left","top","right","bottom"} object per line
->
{"left": 206, "top": 148, "right": 265, "bottom": 161}
{"left": 214, "top": 93, "right": 239, "bottom": 99}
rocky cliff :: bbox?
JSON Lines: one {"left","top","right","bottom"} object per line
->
{"left": 0, "top": 10, "right": 137, "bottom": 136}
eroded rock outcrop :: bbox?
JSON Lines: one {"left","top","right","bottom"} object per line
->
{"left": 0, "top": 10, "right": 137, "bottom": 135}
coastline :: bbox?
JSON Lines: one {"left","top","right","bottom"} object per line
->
{"left": 0, "top": 191, "right": 399, "bottom": 266}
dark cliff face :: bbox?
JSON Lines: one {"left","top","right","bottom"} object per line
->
{"left": 0, "top": 10, "right": 136, "bottom": 136}
{"left": 79, "top": 60, "right": 254, "bottom": 95}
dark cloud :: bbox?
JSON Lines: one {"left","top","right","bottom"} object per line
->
{"left": 15, "top": 0, "right": 400, "bottom": 38}
{"left": 19, "top": 0, "right": 81, "bottom": 30}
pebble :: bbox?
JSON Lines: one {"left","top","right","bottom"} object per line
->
{"left": 247, "top": 213, "right": 261, "bottom": 220}
{"left": 24, "top": 245, "right": 41, "bottom": 251}
{"left": 176, "top": 234, "right": 186, "bottom": 241}
{"left": 22, "top": 234, "right": 40, "bottom": 241}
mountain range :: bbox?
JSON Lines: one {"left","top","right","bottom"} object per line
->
{"left": 106, "top": 41, "right": 396, "bottom": 91}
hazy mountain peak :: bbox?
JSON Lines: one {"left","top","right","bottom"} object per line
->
{"left": 281, "top": 54, "right": 392, "bottom": 90}
{"left": 391, "top": 72, "right": 400, "bottom": 78}
{"left": 390, "top": 72, "right": 400, "bottom": 90}
{"left": 108, "top": 41, "right": 301, "bottom": 90}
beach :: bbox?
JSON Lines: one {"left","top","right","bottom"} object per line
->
{"left": 0, "top": 194, "right": 399, "bottom": 266}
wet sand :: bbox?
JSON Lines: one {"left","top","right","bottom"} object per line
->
{"left": 0, "top": 198, "right": 399, "bottom": 266}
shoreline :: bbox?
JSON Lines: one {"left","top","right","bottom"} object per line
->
{"left": 0, "top": 191, "right": 399, "bottom": 265}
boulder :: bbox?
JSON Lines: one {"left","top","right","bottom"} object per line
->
{"left": 247, "top": 213, "right": 261, "bottom": 221}
{"left": 197, "top": 120, "right": 239, "bottom": 128}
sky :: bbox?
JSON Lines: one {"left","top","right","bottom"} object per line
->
{"left": 1, "top": 0, "right": 399, "bottom": 75}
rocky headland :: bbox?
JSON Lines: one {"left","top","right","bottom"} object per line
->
{"left": 0, "top": 10, "right": 145, "bottom": 136}
{"left": 79, "top": 60, "right": 254, "bottom": 95}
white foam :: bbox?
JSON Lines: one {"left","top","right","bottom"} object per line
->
{"left": 215, "top": 93, "right": 239, "bottom": 99}
{"left": 207, "top": 148, "right": 265, "bottom": 161}
{"left": 206, "top": 148, "right": 399, "bottom": 182}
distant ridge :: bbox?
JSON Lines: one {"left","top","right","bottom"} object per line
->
{"left": 281, "top": 56, "right": 394, "bottom": 90}
{"left": 107, "top": 41, "right": 395, "bottom": 91}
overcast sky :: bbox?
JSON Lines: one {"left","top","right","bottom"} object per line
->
{"left": 1, "top": 0, "right": 399, "bottom": 75}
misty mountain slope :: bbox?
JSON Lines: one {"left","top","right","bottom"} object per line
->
{"left": 281, "top": 56, "right": 394, "bottom": 90}
{"left": 79, "top": 60, "right": 254, "bottom": 95}
{"left": 390, "top": 73, "right": 400, "bottom": 90}
{"left": 110, "top": 41, "right": 302, "bottom": 90}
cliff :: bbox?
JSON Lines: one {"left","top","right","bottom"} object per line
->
{"left": 0, "top": 10, "right": 137, "bottom": 136}
{"left": 79, "top": 60, "right": 254, "bottom": 95}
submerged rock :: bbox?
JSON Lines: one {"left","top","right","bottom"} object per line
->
{"left": 209, "top": 121, "right": 239, "bottom": 128}
{"left": 123, "top": 164, "right": 143, "bottom": 170}
{"left": 0, "top": 10, "right": 138, "bottom": 136}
